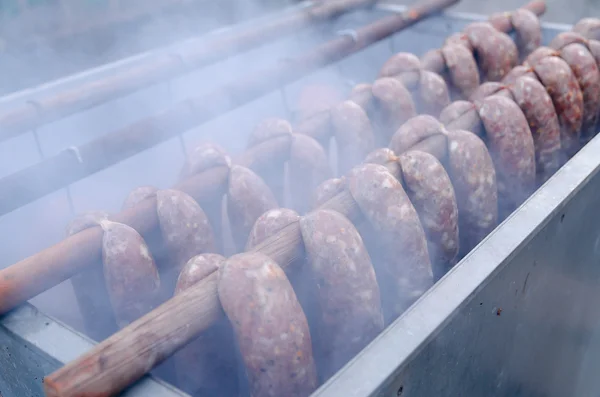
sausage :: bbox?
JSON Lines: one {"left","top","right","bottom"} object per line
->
{"left": 417, "top": 70, "right": 451, "bottom": 117}
{"left": 122, "top": 186, "right": 158, "bottom": 210}
{"left": 226, "top": 165, "right": 278, "bottom": 252}
{"left": 370, "top": 77, "right": 417, "bottom": 146}
{"left": 156, "top": 189, "right": 217, "bottom": 295}
{"left": 178, "top": 142, "right": 231, "bottom": 253}
{"left": 247, "top": 118, "right": 293, "bottom": 205}
{"left": 421, "top": 49, "right": 446, "bottom": 75}
{"left": 173, "top": 254, "right": 239, "bottom": 397}
{"left": 364, "top": 148, "right": 402, "bottom": 179}
{"left": 469, "top": 82, "right": 513, "bottom": 104}
{"left": 348, "top": 83, "right": 375, "bottom": 111}
{"left": 294, "top": 111, "right": 332, "bottom": 155}
{"left": 464, "top": 22, "right": 518, "bottom": 82}
{"left": 510, "top": 8, "right": 542, "bottom": 60}
{"left": 293, "top": 83, "right": 344, "bottom": 123}
{"left": 439, "top": 100, "right": 484, "bottom": 137}
{"left": 312, "top": 177, "right": 346, "bottom": 209}
{"left": 289, "top": 134, "right": 332, "bottom": 214}
{"left": 501, "top": 65, "right": 536, "bottom": 86}
{"left": 180, "top": 142, "right": 232, "bottom": 181}
{"left": 443, "top": 129, "right": 498, "bottom": 256}
{"left": 507, "top": 76, "right": 563, "bottom": 182}
{"left": 218, "top": 252, "right": 318, "bottom": 397}
{"left": 378, "top": 52, "right": 421, "bottom": 89}
{"left": 347, "top": 163, "right": 432, "bottom": 323}
{"left": 66, "top": 211, "right": 117, "bottom": 340}
{"left": 99, "top": 220, "right": 161, "bottom": 328}
{"left": 444, "top": 32, "right": 473, "bottom": 52}
{"left": 549, "top": 31, "right": 589, "bottom": 50}
{"left": 526, "top": 50, "right": 584, "bottom": 157}
{"left": 389, "top": 114, "right": 448, "bottom": 161}
{"left": 477, "top": 95, "right": 536, "bottom": 218}
{"left": 553, "top": 42, "right": 600, "bottom": 144}
{"left": 330, "top": 100, "right": 375, "bottom": 175}
{"left": 441, "top": 43, "right": 481, "bottom": 99}
{"left": 299, "top": 209, "right": 384, "bottom": 380}
{"left": 398, "top": 151, "right": 459, "bottom": 279}
{"left": 573, "top": 18, "right": 600, "bottom": 41}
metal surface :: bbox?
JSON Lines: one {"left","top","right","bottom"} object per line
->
{"left": 4, "top": 6, "right": 600, "bottom": 397}
{"left": 0, "top": 303, "right": 189, "bottom": 397}
{"left": 311, "top": 16, "right": 600, "bottom": 397}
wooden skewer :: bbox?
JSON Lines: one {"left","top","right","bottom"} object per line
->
{"left": 0, "top": 0, "right": 378, "bottom": 143}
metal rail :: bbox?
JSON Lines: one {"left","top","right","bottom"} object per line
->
{"left": 0, "top": 0, "right": 376, "bottom": 143}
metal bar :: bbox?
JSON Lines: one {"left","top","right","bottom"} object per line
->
{"left": 0, "top": 0, "right": 376, "bottom": 143}
{"left": 0, "top": 0, "right": 456, "bottom": 219}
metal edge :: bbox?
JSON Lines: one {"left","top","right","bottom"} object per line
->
{"left": 0, "top": 303, "right": 190, "bottom": 396}
{"left": 0, "top": 0, "right": 315, "bottom": 107}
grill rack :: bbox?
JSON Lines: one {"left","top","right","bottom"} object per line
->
{"left": 1, "top": 2, "right": 598, "bottom": 397}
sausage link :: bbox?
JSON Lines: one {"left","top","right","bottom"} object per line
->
{"left": 501, "top": 65, "right": 536, "bottom": 86}
{"left": 173, "top": 254, "right": 239, "bottom": 397}
{"left": 441, "top": 43, "right": 481, "bottom": 99}
{"left": 247, "top": 118, "right": 293, "bottom": 204}
{"left": 364, "top": 148, "right": 402, "bottom": 179}
{"left": 443, "top": 129, "right": 498, "bottom": 256}
{"left": 299, "top": 209, "right": 384, "bottom": 380}
{"left": 99, "top": 220, "right": 161, "bottom": 328}
{"left": 289, "top": 134, "right": 332, "bottom": 214}
{"left": 510, "top": 8, "right": 542, "bottom": 60}
{"left": 330, "top": 100, "right": 375, "bottom": 175}
{"left": 227, "top": 165, "right": 278, "bottom": 252}
{"left": 464, "top": 22, "right": 518, "bottom": 82}
{"left": 312, "top": 177, "right": 346, "bottom": 209}
{"left": 370, "top": 78, "right": 417, "bottom": 146}
{"left": 347, "top": 163, "right": 432, "bottom": 323}
{"left": 439, "top": 100, "right": 484, "bottom": 137}
{"left": 156, "top": 189, "right": 217, "bottom": 295}
{"left": 477, "top": 95, "right": 536, "bottom": 218}
{"left": 122, "top": 186, "right": 158, "bottom": 210}
{"left": 67, "top": 212, "right": 117, "bottom": 340}
{"left": 573, "top": 18, "right": 600, "bottom": 41}
{"left": 389, "top": 114, "right": 448, "bottom": 161}
{"left": 378, "top": 52, "right": 421, "bottom": 89}
{"left": 218, "top": 252, "right": 318, "bottom": 397}
{"left": 417, "top": 70, "right": 451, "bottom": 117}
{"left": 469, "top": 82, "right": 513, "bottom": 104}
{"left": 527, "top": 49, "right": 585, "bottom": 157}
{"left": 398, "top": 151, "right": 459, "bottom": 279}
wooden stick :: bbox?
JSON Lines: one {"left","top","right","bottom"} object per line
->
{"left": 0, "top": 0, "right": 377, "bottom": 143}
{"left": 0, "top": 0, "right": 457, "bottom": 218}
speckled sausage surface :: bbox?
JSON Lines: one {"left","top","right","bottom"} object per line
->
{"left": 370, "top": 78, "right": 417, "bottom": 146}
{"left": 556, "top": 43, "right": 600, "bottom": 143}
{"left": 469, "top": 82, "right": 513, "bottom": 104}
{"left": 444, "top": 129, "right": 498, "bottom": 256}
{"left": 417, "top": 70, "right": 451, "bottom": 117}
{"left": 573, "top": 18, "right": 600, "bottom": 41}
{"left": 67, "top": 211, "right": 117, "bottom": 340}
{"left": 510, "top": 8, "right": 542, "bottom": 60}
{"left": 421, "top": 49, "right": 446, "bottom": 75}
{"left": 477, "top": 95, "right": 536, "bottom": 217}
{"left": 398, "top": 151, "right": 459, "bottom": 278}
{"left": 389, "top": 114, "right": 448, "bottom": 161}
{"left": 299, "top": 209, "right": 384, "bottom": 380}
{"left": 122, "top": 186, "right": 158, "bottom": 210}
{"left": 227, "top": 165, "right": 278, "bottom": 252}
{"left": 501, "top": 65, "right": 536, "bottom": 86}
{"left": 173, "top": 254, "right": 239, "bottom": 397}
{"left": 441, "top": 43, "right": 481, "bottom": 99}
{"left": 378, "top": 52, "right": 421, "bottom": 89}
{"left": 444, "top": 32, "right": 473, "bottom": 52}
{"left": 294, "top": 111, "right": 332, "bottom": 153}
{"left": 330, "top": 100, "right": 375, "bottom": 175}
{"left": 364, "top": 148, "right": 402, "bottom": 179}
{"left": 289, "top": 134, "right": 332, "bottom": 214}
{"left": 99, "top": 220, "right": 161, "bottom": 328}
{"left": 527, "top": 50, "right": 584, "bottom": 157}
{"left": 311, "top": 178, "right": 346, "bottom": 209}
{"left": 179, "top": 142, "right": 231, "bottom": 181}
{"left": 508, "top": 76, "right": 563, "bottom": 182}
{"left": 246, "top": 118, "right": 293, "bottom": 204}
{"left": 218, "top": 251, "right": 318, "bottom": 397}
{"left": 156, "top": 189, "right": 216, "bottom": 294}
{"left": 348, "top": 83, "right": 374, "bottom": 112}
{"left": 347, "top": 163, "right": 432, "bottom": 323}
{"left": 464, "top": 22, "right": 518, "bottom": 82}
{"left": 439, "top": 100, "right": 484, "bottom": 137}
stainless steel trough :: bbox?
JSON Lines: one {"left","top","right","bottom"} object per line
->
{"left": 1, "top": 2, "right": 594, "bottom": 397}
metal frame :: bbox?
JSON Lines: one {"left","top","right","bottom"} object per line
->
{"left": 3, "top": 6, "right": 597, "bottom": 397}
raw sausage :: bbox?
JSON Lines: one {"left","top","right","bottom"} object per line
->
{"left": 218, "top": 252, "right": 318, "bottom": 397}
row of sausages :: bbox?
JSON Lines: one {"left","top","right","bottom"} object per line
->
{"left": 62, "top": 12, "right": 600, "bottom": 397}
